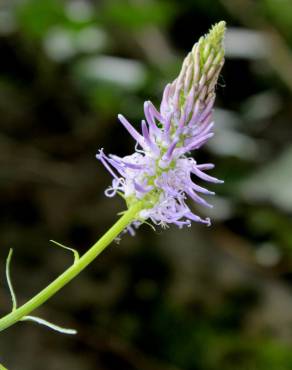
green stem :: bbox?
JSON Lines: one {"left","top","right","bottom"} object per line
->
{"left": 0, "top": 202, "right": 143, "bottom": 332}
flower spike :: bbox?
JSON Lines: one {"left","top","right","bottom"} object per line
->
{"left": 97, "top": 21, "right": 226, "bottom": 230}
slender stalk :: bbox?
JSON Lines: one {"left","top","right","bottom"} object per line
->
{"left": 0, "top": 202, "right": 143, "bottom": 332}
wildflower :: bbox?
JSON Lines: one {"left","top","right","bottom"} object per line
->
{"left": 97, "top": 21, "right": 226, "bottom": 229}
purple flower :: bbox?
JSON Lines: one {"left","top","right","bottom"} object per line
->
{"left": 97, "top": 22, "right": 226, "bottom": 229}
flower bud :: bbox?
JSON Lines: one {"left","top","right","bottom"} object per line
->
{"left": 161, "top": 21, "right": 226, "bottom": 122}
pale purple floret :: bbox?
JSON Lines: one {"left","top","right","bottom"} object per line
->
{"left": 96, "top": 82, "right": 222, "bottom": 229}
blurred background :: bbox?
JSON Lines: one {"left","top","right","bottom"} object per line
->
{"left": 1, "top": 0, "right": 292, "bottom": 369}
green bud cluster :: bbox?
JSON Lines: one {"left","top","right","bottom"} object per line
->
{"left": 172, "top": 21, "right": 226, "bottom": 116}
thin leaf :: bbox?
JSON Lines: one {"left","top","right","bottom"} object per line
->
{"left": 50, "top": 240, "right": 79, "bottom": 263}
{"left": 5, "top": 249, "right": 17, "bottom": 311}
{"left": 22, "top": 315, "right": 77, "bottom": 335}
